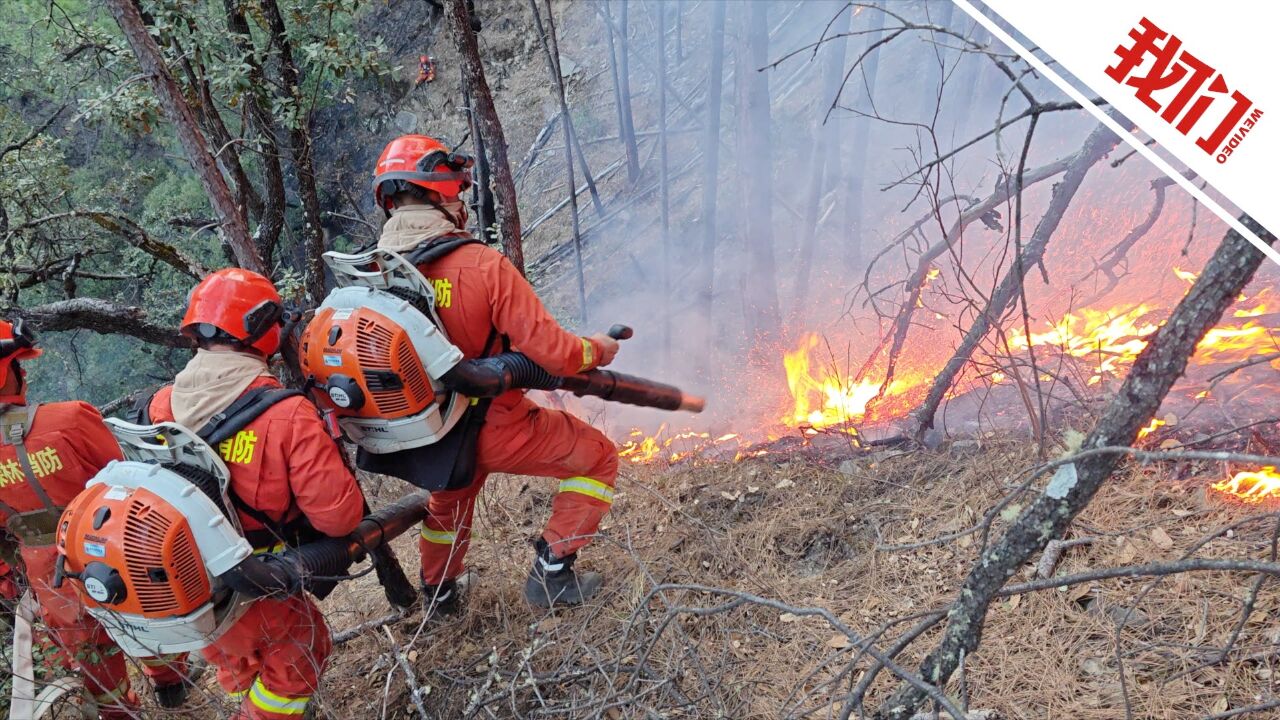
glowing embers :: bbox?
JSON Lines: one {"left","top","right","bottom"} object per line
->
{"left": 1212, "top": 466, "right": 1280, "bottom": 504}
{"left": 618, "top": 425, "right": 749, "bottom": 465}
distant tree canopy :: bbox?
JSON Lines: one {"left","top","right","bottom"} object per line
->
{"left": 0, "top": 0, "right": 388, "bottom": 405}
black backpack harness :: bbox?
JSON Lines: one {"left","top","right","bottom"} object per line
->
{"left": 134, "top": 386, "right": 315, "bottom": 551}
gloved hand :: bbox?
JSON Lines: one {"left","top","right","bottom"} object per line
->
{"left": 587, "top": 333, "right": 620, "bottom": 367}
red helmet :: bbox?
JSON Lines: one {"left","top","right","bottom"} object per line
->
{"left": 0, "top": 318, "right": 41, "bottom": 403}
{"left": 372, "top": 134, "right": 473, "bottom": 210}
{"left": 181, "top": 269, "right": 284, "bottom": 356}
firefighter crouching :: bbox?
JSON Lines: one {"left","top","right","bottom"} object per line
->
{"left": 143, "top": 269, "right": 365, "bottom": 719}
{"left": 370, "top": 133, "right": 621, "bottom": 610}
{"left": 0, "top": 318, "right": 195, "bottom": 717}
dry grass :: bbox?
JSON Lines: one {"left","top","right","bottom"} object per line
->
{"left": 307, "top": 435, "right": 1280, "bottom": 719}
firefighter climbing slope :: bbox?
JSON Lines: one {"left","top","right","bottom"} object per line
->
{"left": 0, "top": 318, "right": 195, "bottom": 717}
{"left": 143, "top": 269, "right": 366, "bottom": 720}
{"left": 371, "top": 133, "right": 622, "bottom": 610}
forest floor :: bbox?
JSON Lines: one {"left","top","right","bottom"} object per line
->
{"left": 269, "top": 434, "right": 1280, "bottom": 719}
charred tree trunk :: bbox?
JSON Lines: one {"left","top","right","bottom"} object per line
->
{"left": 843, "top": 7, "right": 885, "bottom": 273}
{"left": 463, "top": 83, "right": 496, "bottom": 240}
{"left": 261, "top": 0, "right": 326, "bottom": 301}
{"left": 446, "top": 0, "right": 524, "bottom": 274}
{"left": 792, "top": 4, "right": 852, "bottom": 326}
{"left": 697, "top": 0, "right": 727, "bottom": 363}
{"left": 534, "top": 1, "right": 603, "bottom": 218}
{"left": 104, "top": 0, "right": 265, "bottom": 275}
{"left": 736, "top": 3, "right": 782, "bottom": 351}
{"left": 657, "top": 0, "right": 670, "bottom": 363}
{"left": 616, "top": 0, "right": 640, "bottom": 181}
{"left": 529, "top": 0, "right": 586, "bottom": 321}
{"left": 875, "top": 216, "right": 1276, "bottom": 720}
{"left": 912, "top": 120, "right": 1123, "bottom": 433}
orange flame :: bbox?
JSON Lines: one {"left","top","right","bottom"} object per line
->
{"left": 1213, "top": 467, "right": 1280, "bottom": 504}
{"left": 783, "top": 333, "right": 884, "bottom": 430}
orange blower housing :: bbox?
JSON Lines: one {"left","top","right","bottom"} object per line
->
{"left": 58, "top": 483, "right": 211, "bottom": 619}
{"left": 54, "top": 421, "right": 255, "bottom": 657}
{"left": 300, "top": 305, "right": 437, "bottom": 420}
{"left": 297, "top": 249, "right": 467, "bottom": 454}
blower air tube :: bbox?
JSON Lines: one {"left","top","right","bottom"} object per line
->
{"left": 441, "top": 352, "right": 705, "bottom": 413}
{"left": 223, "top": 491, "right": 430, "bottom": 598}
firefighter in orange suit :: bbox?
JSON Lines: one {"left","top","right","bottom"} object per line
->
{"left": 146, "top": 269, "right": 365, "bottom": 719}
{"left": 0, "top": 318, "right": 194, "bottom": 717}
{"left": 372, "top": 134, "right": 621, "bottom": 609}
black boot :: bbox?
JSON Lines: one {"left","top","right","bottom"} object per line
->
{"left": 154, "top": 682, "right": 190, "bottom": 709}
{"left": 421, "top": 577, "right": 463, "bottom": 618}
{"left": 154, "top": 657, "right": 204, "bottom": 709}
{"left": 524, "top": 539, "right": 602, "bottom": 609}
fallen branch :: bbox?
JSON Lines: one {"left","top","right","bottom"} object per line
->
{"left": 1035, "top": 537, "right": 1096, "bottom": 579}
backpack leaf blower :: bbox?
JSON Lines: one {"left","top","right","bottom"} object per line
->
{"left": 297, "top": 247, "right": 704, "bottom": 454}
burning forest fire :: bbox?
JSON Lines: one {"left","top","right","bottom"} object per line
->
{"left": 1212, "top": 467, "right": 1280, "bottom": 504}
{"left": 614, "top": 270, "right": 1278, "bottom": 508}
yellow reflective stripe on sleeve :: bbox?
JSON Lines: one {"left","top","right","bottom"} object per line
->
{"left": 229, "top": 690, "right": 248, "bottom": 701}
{"left": 249, "top": 678, "right": 310, "bottom": 715}
{"left": 557, "top": 476, "right": 614, "bottom": 504}
{"left": 420, "top": 525, "right": 458, "bottom": 545}
{"left": 578, "top": 338, "right": 595, "bottom": 372}
{"left": 251, "top": 542, "right": 286, "bottom": 556}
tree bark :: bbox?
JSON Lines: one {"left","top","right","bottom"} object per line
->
{"left": 5, "top": 298, "right": 193, "bottom": 348}
{"left": 261, "top": 0, "right": 327, "bottom": 304}
{"left": 463, "top": 82, "right": 496, "bottom": 239}
{"left": 221, "top": 0, "right": 286, "bottom": 264}
{"left": 912, "top": 120, "right": 1123, "bottom": 433}
{"left": 696, "top": 0, "right": 727, "bottom": 352}
{"left": 876, "top": 214, "right": 1277, "bottom": 719}
{"left": 103, "top": 0, "right": 265, "bottom": 275}
{"left": 736, "top": 3, "right": 782, "bottom": 351}
{"left": 446, "top": 0, "right": 524, "bottom": 274}
{"left": 792, "top": 3, "right": 852, "bottom": 326}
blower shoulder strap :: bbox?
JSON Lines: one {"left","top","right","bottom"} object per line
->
{"left": 194, "top": 386, "right": 306, "bottom": 545}
{"left": 403, "top": 234, "right": 482, "bottom": 267}
{"left": 131, "top": 385, "right": 166, "bottom": 425}
{"left": 196, "top": 387, "right": 305, "bottom": 446}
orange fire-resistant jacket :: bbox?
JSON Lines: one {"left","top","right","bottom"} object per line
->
{"left": 149, "top": 377, "right": 364, "bottom": 541}
{"left": 0, "top": 401, "right": 123, "bottom": 524}
{"left": 415, "top": 242, "right": 606, "bottom": 406}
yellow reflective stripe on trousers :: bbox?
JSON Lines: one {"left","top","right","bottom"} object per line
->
{"left": 140, "top": 654, "right": 179, "bottom": 667}
{"left": 420, "top": 525, "right": 458, "bottom": 545}
{"left": 249, "top": 678, "right": 310, "bottom": 715}
{"left": 93, "top": 678, "right": 130, "bottom": 703}
{"left": 557, "top": 476, "right": 614, "bottom": 504}
{"left": 578, "top": 338, "right": 595, "bottom": 372}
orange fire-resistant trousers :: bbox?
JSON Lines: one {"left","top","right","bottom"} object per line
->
{"left": 22, "top": 544, "right": 189, "bottom": 719}
{"left": 420, "top": 395, "right": 619, "bottom": 585}
{"left": 199, "top": 593, "right": 332, "bottom": 720}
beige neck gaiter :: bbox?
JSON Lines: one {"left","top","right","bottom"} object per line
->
{"left": 377, "top": 203, "right": 468, "bottom": 254}
{"left": 171, "top": 349, "right": 272, "bottom": 429}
